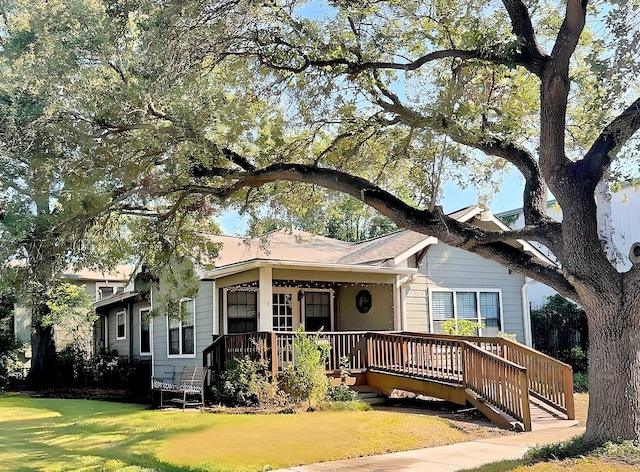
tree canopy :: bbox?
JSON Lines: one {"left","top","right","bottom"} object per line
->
{"left": 2, "top": 0, "right": 640, "bottom": 446}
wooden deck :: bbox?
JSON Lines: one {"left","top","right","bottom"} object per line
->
{"left": 203, "top": 331, "right": 575, "bottom": 432}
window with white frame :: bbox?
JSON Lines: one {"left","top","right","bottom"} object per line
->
{"left": 431, "top": 290, "right": 501, "bottom": 336}
{"left": 168, "top": 299, "right": 195, "bottom": 356}
{"left": 139, "top": 307, "right": 152, "bottom": 355}
{"left": 116, "top": 310, "right": 126, "bottom": 340}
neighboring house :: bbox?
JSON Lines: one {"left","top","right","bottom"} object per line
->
{"left": 96, "top": 205, "right": 552, "bottom": 383}
{"left": 12, "top": 265, "right": 133, "bottom": 373}
{"left": 497, "top": 182, "right": 640, "bottom": 308}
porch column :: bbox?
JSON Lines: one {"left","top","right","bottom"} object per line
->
{"left": 211, "top": 280, "right": 218, "bottom": 335}
{"left": 258, "top": 267, "right": 273, "bottom": 331}
{"left": 394, "top": 275, "right": 402, "bottom": 331}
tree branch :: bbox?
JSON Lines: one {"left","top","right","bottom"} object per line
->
{"left": 449, "top": 133, "right": 553, "bottom": 230}
{"left": 501, "top": 0, "right": 549, "bottom": 75}
{"left": 538, "top": 0, "right": 587, "bottom": 196}
{"left": 576, "top": 97, "right": 640, "bottom": 187}
{"left": 183, "top": 162, "right": 576, "bottom": 299}
{"left": 478, "top": 222, "right": 562, "bottom": 249}
{"left": 260, "top": 47, "right": 537, "bottom": 75}
{"left": 365, "top": 83, "right": 556, "bottom": 238}
{"left": 551, "top": 0, "right": 588, "bottom": 70}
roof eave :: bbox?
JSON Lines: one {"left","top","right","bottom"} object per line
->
{"left": 203, "top": 259, "right": 417, "bottom": 280}
{"left": 94, "top": 291, "right": 140, "bottom": 309}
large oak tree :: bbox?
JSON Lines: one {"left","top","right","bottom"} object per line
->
{"left": 3, "top": 0, "right": 640, "bottom": 446}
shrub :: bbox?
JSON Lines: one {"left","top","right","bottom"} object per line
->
{"left": 280, "top": 327, "right": 330, "bottom": 408}
{"left": 442, "top": 319, "right": 485, "bottom": 336}
{"left": 497, "top": 331, "right": 518, "bottom": 340}
{"left": 327, "top": 384, "right": 359, "bottom": 402}
{"left": 570, "top": 346, "right": 588, "bottom": 373}
{"left": 573, "top": 372, "right": 588, "bottom": 393}
{"left": 216, "top": 356, "right": 285, "bottom": 408}
{"left": 523, "top": 435, "right": 586, "bottom": 464}
{"left": 0, "top": 332, "right": 22, "bottom": 390}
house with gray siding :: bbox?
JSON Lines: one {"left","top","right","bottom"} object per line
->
{"left": 95, "top": 205, "right": 551, "bottom": 383}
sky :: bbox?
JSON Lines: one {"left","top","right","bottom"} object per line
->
{"left": 217, "top": 169, "right": 525, "bottom": 235}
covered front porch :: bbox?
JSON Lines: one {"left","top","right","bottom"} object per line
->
{"left": 207, "top": 262, "right": 416, "bottom": 335}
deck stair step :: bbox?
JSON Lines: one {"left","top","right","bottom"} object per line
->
{"left": 352, "top": 385, "right": 387, "bottom": 406}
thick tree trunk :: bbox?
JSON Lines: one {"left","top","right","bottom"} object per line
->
{"left": 25, "top": 303, "right": 58, "bottom": 387}
{"left": 583, "top": 300, "right": 640, "bottom": 447}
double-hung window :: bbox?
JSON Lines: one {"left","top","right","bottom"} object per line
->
{"left": 431, "top": 289, "right": 502, "bottom": 336}
{"left": 116, "top": 310, "right": 126, "bottom": 340}
{"left": 226, "top": 289, "right": 258, "bottom": 334}
{"left": 303, "top": 290, "right": 333, "bottom": 331}
{"left": 168, "top": 299, "right": 195, "bottom": 356}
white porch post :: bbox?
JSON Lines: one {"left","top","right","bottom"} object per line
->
{"left": 258, "top": 266, "right": 273, "bottom": 331}
{"left": 394, "top": 275, "right": 402, "bottom": 331}
{"left": 211, "top": 280, "right": 218, "bottom": 335}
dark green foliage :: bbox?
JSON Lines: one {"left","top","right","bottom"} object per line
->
{"left": 531, "top": 295, "right": 588, "bottom": 373}
{"left": 280, "top": 328, "right": 331, "bottom": 407}
{"left": 523, "top": 435, "right": 587, "bottom": 464}
{"left": 326, "top": 384, "right": 359, "bottom": 402}
{"left": 216, "top": 356, "right": 285, "bottom": 407}
{"left": 573, "top": 373, "right": 589, "bottom": 393}
{"left": 0, "top": 332, "right": 22, "bottom": 390}
{"left": 0, "top": 290, "right": 22, "bottom": 390}
{"left": 55, "top": 347, "right": 150, "bottom": 392}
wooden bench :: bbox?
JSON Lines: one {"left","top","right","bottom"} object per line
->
{"left": 152, "top": 365, "right": 207, "bottom": 411}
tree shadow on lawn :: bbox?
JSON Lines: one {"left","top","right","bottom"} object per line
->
{"left": 0, "top": 397, "right": 216, "bottom": 471}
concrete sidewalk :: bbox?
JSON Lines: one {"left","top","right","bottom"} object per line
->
{"left": 274, "top": 421, "right": 584, "bottom": 472}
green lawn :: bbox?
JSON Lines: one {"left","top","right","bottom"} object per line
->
{"left": 0, "top": 395, "right": 503, "bottom": 472}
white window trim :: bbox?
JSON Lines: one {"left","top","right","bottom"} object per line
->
{"left": 103, "top": 316, "right": 109, "bottom": 349}
{"left": 300, "top": 288, "right": 335, "bottom": 331}
{"left": 139, "top": 306, "right": 152, "bottom": 356}
{"left": 428, "top": 288, "right": 504, "bottom": 336}
{"left": 223, "top": 287, "right": 259, "bottom": 335}
{"left": 116, "top": 310, "right": 126, "bottom": 340}
{"left": 166, "top": 298, "right": 196, "bottom": 358}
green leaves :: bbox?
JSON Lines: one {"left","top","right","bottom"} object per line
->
{"left": 44, "top": 282, "right": 94, "bottom": 327}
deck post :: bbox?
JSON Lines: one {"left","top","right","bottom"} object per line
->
{"left": 563, "top": 365, "right": 576, "bottom": 420}
{"left": 270, "top": 331, "right": 278, "bottom": 378}
{"left": 519, "top": 369, "right": 532, "bottom": 432}
{"left": 365, "top": 333, "right": 373, "bottom": 369}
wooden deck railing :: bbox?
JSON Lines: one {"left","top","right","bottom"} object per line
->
{"left": 272, "top": 331, "right": 369, "bottom": 372}
{"left": 399, "top": 332, "right": 575, "bottom": 419}
{"left": 499, "top": 338, "right": 575, "bottom": 419}
{"left": 461, "top": 343, "right": 531, "bottom": 430}
{"left": 366, "top": 332, "right": 531, "bottom": 429}
{"left": 202, "top": 330, "right": 572, "bottom": 428}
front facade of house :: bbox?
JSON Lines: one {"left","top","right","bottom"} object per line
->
{"left": 94, "top": 206, "right": 551, "bottom": 383}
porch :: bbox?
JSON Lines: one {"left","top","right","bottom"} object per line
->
{"left": 203, "top": 331, "right": 575, "bottom": 432}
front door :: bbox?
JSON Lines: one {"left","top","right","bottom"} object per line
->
{"left": 272, "top": 288, "right": 300, "bottom": 331}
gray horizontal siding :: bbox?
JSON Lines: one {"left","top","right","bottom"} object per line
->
{"left": 422, "top": 243, "right": 526, "bottom": 341}
{"left": 404, "top": 275, "right": 429, "bottom": 332}
{"left": 152, "top": 280, "right": 214, "bottom": 381}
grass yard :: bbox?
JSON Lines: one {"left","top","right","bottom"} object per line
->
{"left": 0, "top": 395, "right": 506, "bottom": 472}
{"left": 464, "top": 394, "right": 640, "bottom": 472}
